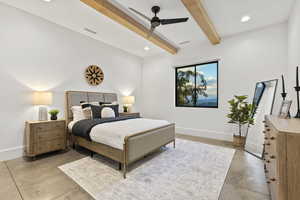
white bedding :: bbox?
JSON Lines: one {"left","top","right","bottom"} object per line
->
{"left": 90, "top": 118, "right": 171, "bottom": 150}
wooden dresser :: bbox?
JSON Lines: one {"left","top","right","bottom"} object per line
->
{"left": 264, "top": 115, "right": 300, "bottom": 200}
{"left": 25, "top": 120, "right": 67, "bottom": 158}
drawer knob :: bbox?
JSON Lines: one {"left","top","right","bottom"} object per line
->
{"left": 270, "top": 178, "right": 276, "bottom": 182}
{"left": 266, "top": 143, "right": 271, "bottom": 146}
{"left": 265, "top": 125, "right": 269, "bottom": 128}
{"left": 265, "top": 170, "right": 269, "bottom": 173}
{"left": 270, "top": 155, "right": 276, "bottom": 159}
{"left": 264, "top": 152, "right": 269, "bottom": 155}
{"left": 267, "top": 181, "right": 271, "bottom": 184}
{"left": 263, "top": 131, "right": 266, "bottom": 134}
{"left": 266, "top": 128, "right": 271, "bottom": 131}
{"left": 266, "top": 160, "right": 271, "bottom": 163}
{"left": 270, "top": 137, "right": 276, "bottom": 140}
{"left": 264, "top": 137, "right": 269, "bottom": 140}
{"left": 262, "top": 120, "right": 266, "bottom": 123}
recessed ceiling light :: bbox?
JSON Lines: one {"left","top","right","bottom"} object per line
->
{"left": 43, "top": 0, "right": 52, "bottom": 2}
{"left": 241, "top": 15, "right": 251, "bottom": 23}
{"left": 144, "top": 46, "right": 150, "bottom": 51}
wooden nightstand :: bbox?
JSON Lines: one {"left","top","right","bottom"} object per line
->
{"left": 25, "top": 120, "right": 67, "bottom": 158}
{"left": 120, "top": 112, "right": 140, "bottom": 118}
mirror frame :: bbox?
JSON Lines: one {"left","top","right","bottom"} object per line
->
{"left": 245, "top": 79, "right": 278, "bottom": 159}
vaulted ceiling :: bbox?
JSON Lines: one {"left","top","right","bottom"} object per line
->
{"left": 0, "top": 0, "right": 294, "bottom": 57}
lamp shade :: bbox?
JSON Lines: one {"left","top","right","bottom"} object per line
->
{"left": 122, "top": 96, "right": 135, "bottom": 105}
{"left": 33, "top": 92, "right": 53, "bottom": 105}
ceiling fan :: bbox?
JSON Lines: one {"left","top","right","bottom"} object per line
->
{"left": 129, "top": 6, "right": 189, "bottom": 37}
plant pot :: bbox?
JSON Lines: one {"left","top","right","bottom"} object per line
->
{"left": 50, "top": 115, "right": 58, "bottom": 120}
{"left": 233, "top": 135, "right": 246, "bottom": 148}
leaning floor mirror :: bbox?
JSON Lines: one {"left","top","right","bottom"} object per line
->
{"left": 245, "top": 79, "right": 278, "bottom": 158}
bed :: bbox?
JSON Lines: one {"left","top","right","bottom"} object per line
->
{"left": 65, "top": 91, "right": 175, "bottom": 178}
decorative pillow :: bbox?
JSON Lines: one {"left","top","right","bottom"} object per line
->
{"left": 80, "top": 101, "right": 98, "bottom": 119}
{"left": 90, "top": 104, "right": 119, "bottom": 119}
{"left": 101, "top": 107, "right": 116, "bottom": 118}
{"left": 99, "top": 101, "right": 118, "bottom": 105}
{"left": 71, "top": 106, "right": 86, "bottom": 122}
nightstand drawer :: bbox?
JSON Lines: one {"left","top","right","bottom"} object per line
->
{"left": 34, "top": 122, "right": 65, "bottom": 132}
{"left": 36, "top": 130, "right": 65, "bottom": 142}
{"left": 120, "top": 112, "right": 140, "bottom": 118}
{"left": 35, "top": 139, "right": 65, "bottom": 154}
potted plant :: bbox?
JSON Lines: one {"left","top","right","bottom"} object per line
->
{"left": 49, "top": 109, "right": 60, "bottom": 120}
{"left": 227, "top": 95, "right": 255, "bottom": 148}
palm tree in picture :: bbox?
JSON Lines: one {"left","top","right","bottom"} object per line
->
{"left": 193, "top": 72, "right": 208, "bottom": 105}
{"left": 176, "top": 70, "right": 194, "bottom": 105}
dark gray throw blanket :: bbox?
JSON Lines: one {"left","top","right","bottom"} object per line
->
{"left": 72, "top": 116, "right": 139, "bottom": 141}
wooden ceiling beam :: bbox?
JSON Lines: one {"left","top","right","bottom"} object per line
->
{"left": 181, "top": 0, "right": 221, "bottom": 45}
{"left": 80, "top": 0, "right": 178, "bottom": 54}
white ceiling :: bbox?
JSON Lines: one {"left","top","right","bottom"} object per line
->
{"left": 0, "top": 0, "right": 294, "bottom": 57}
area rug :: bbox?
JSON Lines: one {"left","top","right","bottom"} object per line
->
{"left": 59, "top": 139, "right": 235, "bottom": 200}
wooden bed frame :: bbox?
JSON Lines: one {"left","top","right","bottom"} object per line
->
{"left": 65, "top": 91, "right": 175, "bottom": 178}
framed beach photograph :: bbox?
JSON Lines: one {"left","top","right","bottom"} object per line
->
{"left": 175, "top": 61, "right": 218, "bottom": 108}
{"left": 278, "top": 100, "right": 292, "bottom": 118}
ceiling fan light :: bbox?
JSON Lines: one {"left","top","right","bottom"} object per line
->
{"left": 144, "top": 46, "right": 150, "bottom": 51}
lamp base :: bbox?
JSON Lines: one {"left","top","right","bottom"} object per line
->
{"left": 38, "top": 106, "right": 48, "bottom": 121}
{"left": 123, "top": 106, "right": 128, "bottom": 113}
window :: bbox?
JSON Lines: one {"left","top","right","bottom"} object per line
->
{"left": 175, "top": 61, "right": 218, "bottom": 108}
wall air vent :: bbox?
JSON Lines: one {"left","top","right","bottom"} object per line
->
{"left": 84, "top": 28, "right": 97, "bottom": 34}
{"left": 178, "top": 41, "right": 191, "bottom": 45}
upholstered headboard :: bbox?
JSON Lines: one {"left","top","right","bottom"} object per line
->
{"left": 65, "top": 91, "right": 118, "bottom": 124}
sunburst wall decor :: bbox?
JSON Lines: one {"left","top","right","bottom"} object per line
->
{"left": 85, "top": 65, "right": 104, "bottom": 86}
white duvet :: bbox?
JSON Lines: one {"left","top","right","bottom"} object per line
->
{"left": 89, "top": 118, "right": 171, "bottom": 150}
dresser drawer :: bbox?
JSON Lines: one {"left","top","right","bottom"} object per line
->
{"left": 269, "top": 179, "right": 278, "bottom": 200}
{"left": 35, "top": 139, "right": 65, "bottom": 154}
{"left": 265, "top": 127, "right": 277, "bottom": 157}
{"left": 36, "top": 130, "right": 65, "bottom": 142}
{"left": 265, "top": 155, "right": 277, "bottom": 173}
{"left": 266, "top": 158, "right": 278, "bottom": 200}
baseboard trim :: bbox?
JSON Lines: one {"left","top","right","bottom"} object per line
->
{"left": 0, "top": 146, "right": 24, "bottom": 161}
{"left": 176, "top": 127, "right": 233, "bottom": 142}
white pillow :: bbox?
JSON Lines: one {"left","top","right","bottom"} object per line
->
{"left": 101, "top": 107, "right": 116, "bottom": 118}
{"left": 71, "top": 106, "right": 86, "bottom": 122}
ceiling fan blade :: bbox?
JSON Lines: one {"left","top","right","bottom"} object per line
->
{"left": 129, "top": 8, "right": 151, "bottom": 22}
{"left": 161, "top": 18, "right": 189, "bottom": 25}
{"left": 147, "top": 26, "right": 155, "bottom": 38}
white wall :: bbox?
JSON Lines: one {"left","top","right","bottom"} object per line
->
{"left": 141, "top": 24, "right": 288, "bottom": 141}
{"left": 288, "top": 0, "right": 300, "bottom": 115}
{"left": 0, "top": 3, "right": 143, "bottom": 160}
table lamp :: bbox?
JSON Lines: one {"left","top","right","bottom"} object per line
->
{"left": 33, "top": 91, "right": 53, "bottom": 121}
{"left": 122, "top": 96, "right": 135, "bottom": 113}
